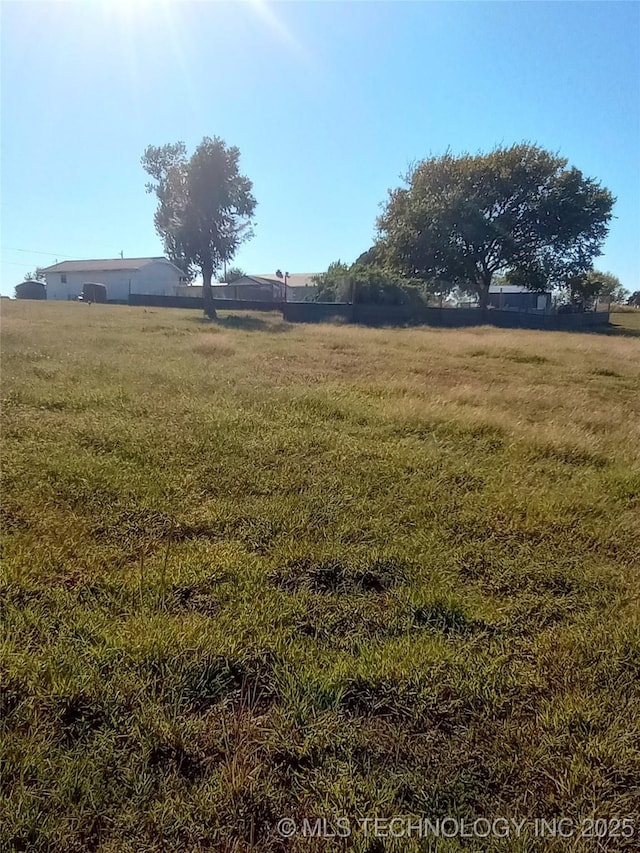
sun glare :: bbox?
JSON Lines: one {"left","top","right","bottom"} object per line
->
{"left": 247, "top": 0, "right": 305, "bottom": 56}
{"left": 94, "top": 0, "right": 309, "bottom": 62}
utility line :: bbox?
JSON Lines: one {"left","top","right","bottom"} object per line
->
{"left": 3, "top": 260, "right": 50, "bottom": 267}
{"left": 1, "top": 246, "right": 76, "bottom": 258}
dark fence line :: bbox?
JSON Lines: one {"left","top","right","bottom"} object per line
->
{"left": 283, "top": 302, "right": 611, "bottom": 330}
{"left": 208, "top": 298, "right": 284, "bottom": 312}
{"left": 283, "top": 302, "right": 352, "bottom": 323}
{"left": 129, "top": 294, "right": 203, "bottom": 309}
{"left": 127, "top": 294, "right": 610, "bottom": 331}
{"left": 128, "top": 294, "right": 284, "bottom": 312}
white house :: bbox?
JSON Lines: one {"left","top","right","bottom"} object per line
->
{"left": 40, "top": 257, "right": 187, "bottom": 302}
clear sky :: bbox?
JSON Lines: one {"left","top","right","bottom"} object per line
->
{"left": 1, "top": 1, "right": 639, "bottom": 295}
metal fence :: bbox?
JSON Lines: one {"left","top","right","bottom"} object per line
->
{"left": 127, "top": 293, "right": 610, "bottom": 330}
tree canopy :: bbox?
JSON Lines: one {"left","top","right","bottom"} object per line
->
{"left": 312, "top": 261, "right": 351, "bottom": 302}
{"left": 313, "top": 260, "right": 426, "bottom": 305}
{"left": 221, "top": 266, "right": 246, "bottom": 284}
{"left": 376, "top": 144, "right": 615, "bottom": 310}
{"left": 562, "top": 270, "right": 627, "bottom": 310}
{"left": 585, "top": 271, "right": 627, "bottom": 305}
{"left": 141, "top": 136, "right": 256, "bottom": 318}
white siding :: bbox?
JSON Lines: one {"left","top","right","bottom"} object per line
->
{"left": 134, "top": 261, "right": 182, "bottom": 296}
{"left": 46, "top": 270, "right": 137, "bottom": 301}
{"left": 45, "top": 261, "right": 183, "bottom": 301}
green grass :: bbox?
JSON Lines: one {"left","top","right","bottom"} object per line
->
{"left": 610, "top": 310, "right": 640, "bottom": 334}
{"left": 2, "top": 301, "right": 639, "bottom": 852}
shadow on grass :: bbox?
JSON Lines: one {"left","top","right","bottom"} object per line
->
{"left": 187, "top": 313, "right": 291, "bottom": 332}
{"left": 596, "top": 324, "right": 640, "bottom": 339}
{"left": 219, "top": 314, "right": 290, "bottom": 332}
{"left": 187, "top": 312, "right": 640, "bottom": 337}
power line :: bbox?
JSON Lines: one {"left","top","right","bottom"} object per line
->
{"left": 3, "top": 260, "right": 49, "bottom": 267}
{"left": 1, "top": 246, "right": 75, "bottom": 258}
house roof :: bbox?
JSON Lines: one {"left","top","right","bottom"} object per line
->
{"left": 211, "top": 276, "right": 278, "bottom": 288}
{"left": 40, "top": 257, "right": 171, "bottom": 273}
{"left": 244, "top": 276, "right": 284, "bottom": 287}
{"left": 215, "top": 274, "right": 319, "bottom": 288}
{"left": 217, "top": 273, "right": 318, "bottom": 288}
{"left": 255, "top": 273, "right": 319, "bottom": 288}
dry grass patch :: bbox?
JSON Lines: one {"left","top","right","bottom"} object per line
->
{"left": 1, "top": 301, "right": 639, "bottom": 853}
{"left": 193, "top": 333, "right": 236, "bottom": 357}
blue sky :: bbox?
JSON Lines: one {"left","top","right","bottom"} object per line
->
{"left": 1, "top": 1, "right": 639, "bottom": 295}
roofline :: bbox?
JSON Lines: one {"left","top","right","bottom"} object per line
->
{"left": 39, "top": 257, "right": 176, "bottom": 273}
{"left": 41, "top": 266, "right": 141, "bottom": 273}
{"left": 218, "top": 276, "right": 284, "bottom": 286}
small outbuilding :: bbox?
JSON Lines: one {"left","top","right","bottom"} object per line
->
{"left": 15, "top": 280, "right": 46, "bottom": 300}
{"left": 81, "top": 282, "right": 107, "bottom": 303}
{"left": 488, "top": 284, "right": 552, "bottom": 312}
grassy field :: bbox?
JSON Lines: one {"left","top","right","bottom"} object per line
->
{"left": 610, "top": 309, "right": 640, "bottom": 333}
{"left": 2, "top": 302, "right": 639, "bottom": 852}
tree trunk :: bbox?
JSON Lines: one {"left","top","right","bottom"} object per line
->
{"left": 202, "top": 266, "right": 216, "bottom": 319}
{"left": 478, "top": 275, "right": 491, "bottom": 321}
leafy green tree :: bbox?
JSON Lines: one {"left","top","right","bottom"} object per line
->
{"left": 626, "top": 291, "right": 640, "bottom": 308}
{"left": 563, "top": 270, "right": 627, "bottom": 310}
{"left": 564, "top": 272, "right": 604, "bottom": 311}
{"left": 583, "top": 271, "right": 627, "bottom": 304}
{"left": 313, "top": 260, "right": 427, "bottom": 305}
{"left": 141, "top": 136, "right": 256, "bottom": 318}
{"left": 24, "top": 268, "right": 45, "bottom": 282}
{"left": 222, "top": 266, "right": 246, "bottom": 284}
{"left": 312, "top": 261, "right": 350, "bottom": 302}
{"left": 349, "top": 264, "right": 426, "bottom": 305}
{"left": 376, "top": 144, "right": 615, "bottom": 312}
{"left": 354, "top": 246, "right": 380, "bottom": 267}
